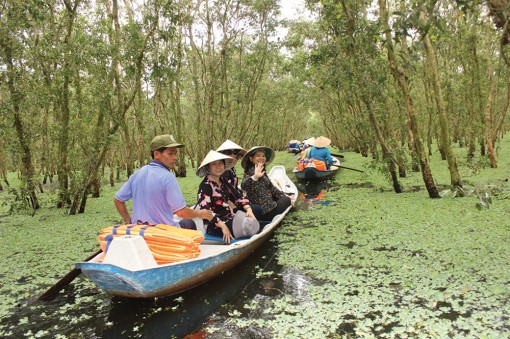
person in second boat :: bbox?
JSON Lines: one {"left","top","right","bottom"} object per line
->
{"left": 216, "top": 140, "right": 246, "bottom": 193}
{"left": 241, "top": 146, "right": 292, "bottom": 222}
{"left": 299, "top": 137, "right": 315, "bottom": 160}
{"left": 308, "top": 136, "right": 337, "bottom": 170}
{"left": 287, "top": 140, "right": 301, "bottom": 154}
{"left": 197, "top": 150, "right": 259, "bottom": 244}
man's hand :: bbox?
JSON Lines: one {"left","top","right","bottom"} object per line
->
{"left": 199, "top": 209, "right": 214, "bottom": 221}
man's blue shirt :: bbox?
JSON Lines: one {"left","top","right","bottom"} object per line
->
{"left": 309, "top": 147, "right": 334, "bottom": 166}
{"left": 115, "top": 161, "right": 186, "bottom": 226}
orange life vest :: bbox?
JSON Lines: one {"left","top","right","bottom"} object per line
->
{"left": 98, "top": 223, "right": 204, "bottom": 265}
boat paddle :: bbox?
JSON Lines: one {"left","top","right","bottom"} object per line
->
{"left": 338, "top": 165, "right": 365, "bottom": 173}
{"left": 37, "top": 249, "right": 102, "bottom": 300}
{"left": 330, "top": 153, "right": 345, "bottom": 158}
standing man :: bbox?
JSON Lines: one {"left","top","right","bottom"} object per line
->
{"left": 114, "top": 134, "right": 213, "bottom": 229}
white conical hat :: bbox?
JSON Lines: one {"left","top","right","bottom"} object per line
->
{"left": 216, "top": 140, "right": 246, "bottom": 156}
{"left": 314, "top": 136, "right": 331, "bottom": 148}
{"left": 303, "top": 137, "right": 316, "bottom": 146}
{"left": 196, "top": 150, "right": 236, "bottom": 177}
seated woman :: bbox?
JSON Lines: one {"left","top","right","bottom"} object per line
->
{"left": 241, "top": 146, "right": 292, "bottom": 222}
{"left": 216, "top": 140, "right": 246, "bottom": 194}
{"left": 197, "top": 150, "right": 259, "bottom": 244}
{"left": 308, "top": 136, "right": 335, "bottom": 169}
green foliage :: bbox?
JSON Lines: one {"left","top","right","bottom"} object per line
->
{"left": 2, "top": 188, "right": 34, "bottom": 215}
{"left": 2, "top": 141, "right": 510, "bottom": 337}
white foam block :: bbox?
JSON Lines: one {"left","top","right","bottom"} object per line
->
{"left": 103, "top": 235, "right": 157, "bottom": 270}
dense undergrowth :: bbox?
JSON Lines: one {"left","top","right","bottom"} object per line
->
{"left": 1, "top": 139, "right": 509, "bottom": 337}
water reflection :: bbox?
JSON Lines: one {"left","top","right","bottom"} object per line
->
{"left": 186, "top": 256, "right": 318, "bottom": 338}
{"left": 296, "top": 179, "right": 337, "bottom": 206}
{"left": 1, "top": 195, "right": 323, "bottom": 338}
{"left": 0, "top": 238, "right": 291, "bottom": 338}
{"left": 101, "top": 240, "right": 282, "bottom": 338}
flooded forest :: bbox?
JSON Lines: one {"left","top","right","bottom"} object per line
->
{"left": 1, "top": 0, "right": 510, "bottom": 337}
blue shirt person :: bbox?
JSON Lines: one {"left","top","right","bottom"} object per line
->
{"left": 114, "top": 134, "right": 213, "bottom": 229}
{"left": 308, "top": 136, "right": 335, "bottom": 168}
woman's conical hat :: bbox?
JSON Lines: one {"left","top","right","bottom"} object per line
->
{"left": 216, "top": 140, "right": 246, "bottom": 156}
{"left": 197, "top": 150, "right": 236, "bottom": 177}
{"left": 314, "top": 136, "right": 331, "bottom": 148}
{"left": 303, "top": 137, "right": 316, "bottom": 146}
{"left": 241, "top": 146, "right": 275, "bottom": 169}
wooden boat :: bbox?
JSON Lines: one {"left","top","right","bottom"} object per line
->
{"left": 75, "top": 165, "right": 297, "bottom": 298}
{"left": 293, "top": 157, "right": 340, "bottom": 180}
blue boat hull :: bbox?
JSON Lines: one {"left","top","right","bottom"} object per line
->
{"left": 293, "top": 167, "right": 336, "bottom": 180}
{"left": 76, "top": 166, "right": 297, "bottom": 298}
{"left": 293, "top": 157, "right": 340, "bottom": 180}
{"left": 77, "top": 229, "right": 273, "bottom": 298}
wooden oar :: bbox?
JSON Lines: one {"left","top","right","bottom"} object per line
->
{"left": 339, "top": 165, "right": 365, "bottom": 173}
{"left": 37, "top": 249, "right": 102, "bottom": 300}
{"left": 330, "top": 153, "right": 345, "bottom": 158}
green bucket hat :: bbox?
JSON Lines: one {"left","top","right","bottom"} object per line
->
{"left": 150, "top": 134, "right": 184, "bottom": 151}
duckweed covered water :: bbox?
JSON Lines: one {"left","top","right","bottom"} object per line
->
{"left": 1, "top": 141, "right": 510, "bottom": 337}
{"left": 197, "top": 144, "right": 510, "bottom": 337}
{"left": 224, "top": 190, "right": 510, "bottom": 337}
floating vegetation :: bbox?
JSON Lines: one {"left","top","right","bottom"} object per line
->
{"left": 225, "top": 183, "right": 510, "bottom": 337}
{"left": 1, "top": 146, "right": 510, "bottom": 337}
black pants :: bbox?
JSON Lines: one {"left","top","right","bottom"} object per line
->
{"left": 251, "top": 196, "right": 291, "bottom": 222}
{"left": 179, "top": 219, "right": 197, "bottom": 230}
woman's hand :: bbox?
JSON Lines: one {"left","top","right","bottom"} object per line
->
{"left": 285, "top": 193, "right": 296, "bottom": 207}
{"left": 253, "top": 163, "right": 265, "bottom": 180}
{"left": 217, "top": 221, "right": 234, "bottom": 244}
{"left": 245, "top": 208, "right": 256, "bottom": 219}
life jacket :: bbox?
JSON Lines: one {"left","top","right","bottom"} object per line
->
{"left": 297, "top": 159, "right": 327, "bottom": 171}
{"left": 98, "top": 223, "right": 204, "bottom": 265}
{"left": 312, "top": 159, "right": 327, "bottom": 171}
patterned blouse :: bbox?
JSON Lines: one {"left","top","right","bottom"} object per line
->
{"left": 221, "top": 168, "right": 242, "bottom": 194}
{"left": 197, "top": 175, "right": 250, "bottom": 233}
{"left": 241, "top": 166, "right": 286, "bottom": 215}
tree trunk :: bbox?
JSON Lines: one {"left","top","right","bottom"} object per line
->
{"left": 172, "top": 17, "right": 187, "bottom": 177}
{"left": 69, "top": 0, "right": 155, "bottom": 214}
{"left": 56, "top": 0, "right": 80, "bottom": 208}
{"left": 1, "top": 37, "right": 40, "bottom": 209}
{"left": 379, "top": 0, "right": 439, "bottom": 198}
{"left": 484, "top": 58, "right": 498, "bottom": 168}
{"left": 121, "top": 120, "right": 134, "bottom": 177}
{"left": 0, "top": 139, "right": 9, "bottom": 191}
{"left": 79, "top": 186, "right": 89, "bottom": 213}
{"left": 491, "top": 69, "right": 510, "bottom": 146}
{"left": 420, "top": 9, "right": 462, "bottom": 189}
{"left": 366, "top": 99, "right": 402, "bottom": 193}
{"left": 109, "top": 158, "right": 115, "bottom": 187}
{"left": 186, "top": 0, "right": 207, "bottom": 159}
{"left": 91, "top": 175, "right": 100, "bottom": 198}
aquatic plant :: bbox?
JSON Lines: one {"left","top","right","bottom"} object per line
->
{"left": 1, "top": 141, "right": 510, "bottom": 337}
